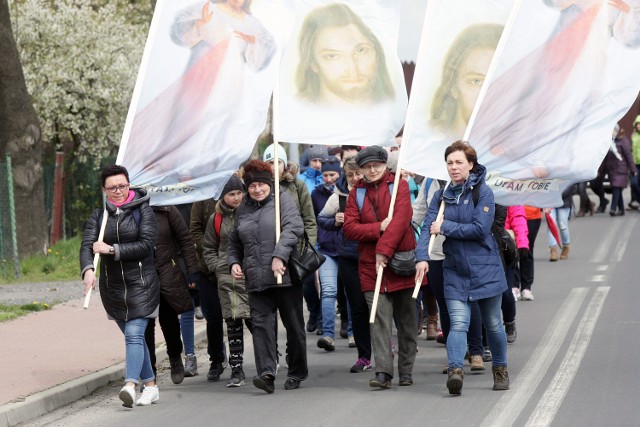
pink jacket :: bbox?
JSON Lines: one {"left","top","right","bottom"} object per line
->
{"left": 505, "top": 206, "right": 529, "bottom": 249}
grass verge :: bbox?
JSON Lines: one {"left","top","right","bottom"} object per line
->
{"left": 0, "top": 236, "right": 81, "bottom": 284}
{"left": 0, "top": 302, "right": 52, "bottom": 322}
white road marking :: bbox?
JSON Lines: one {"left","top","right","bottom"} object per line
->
{"left": 479, "top": 287, "right": 589, "bottom": 427}
{"left": 596, "top": 265, "right": 608, "bottom": 272}
{"left": 525, "top": 286, "right": 610, "bottom": 427}
{"left": 613, "top": 217, "right": 635, "bottom": 263}
{"left": 589, "top": 275, "right": 605, "bottom": 282}
{"left": 590, "top": 221, "right": 623, "bottom": 264}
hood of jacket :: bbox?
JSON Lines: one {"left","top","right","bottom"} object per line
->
{"left": 334, "top": 175, "right": 350, "bottom": 197}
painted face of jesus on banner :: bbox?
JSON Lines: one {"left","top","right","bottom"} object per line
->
{"left": 275, "top": 0, "right": 407, "bottom": 148}
{"left": 431, "top": 24, "right": 503, "bottom": 139}
{"left": 296, "top": 3, "right": 394, "bottom": 106}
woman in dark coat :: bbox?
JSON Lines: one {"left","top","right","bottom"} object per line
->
{"left": 80, "top": 165, "right": 160, "bottom": 408}
{"left": 605, "top": 125, "right": 637, "bottom": 216}
{"left": 343, "top": 146, "right": 417, "bottom": 390}
{"left": 415, "top": 141, "right": 509, "bottom": 396}
{"left": 144, "top": 205, "right": 199, "bottom": 385}
{"left": 227, "top": 160, "right": 305, "bottom": 393}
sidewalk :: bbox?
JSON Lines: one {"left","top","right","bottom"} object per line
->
{"left": 0, "top": 292, "right": 204, "bottom": 427}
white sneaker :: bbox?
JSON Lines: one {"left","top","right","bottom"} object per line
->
{"left": 118, "top": 385, "right": 136, "bottom": 408}
{"left": 136, "top": 385, "right": 159, "bottom": 406}
{"left": 512, "top": 288, "right": 521, "bottom": 301}
{"left": 521, "top": 289, "right": 534, "bottom": 301}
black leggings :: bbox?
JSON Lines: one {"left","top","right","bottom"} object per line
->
{"left": 338, "top": 257, "right": 371, "bottom": 361}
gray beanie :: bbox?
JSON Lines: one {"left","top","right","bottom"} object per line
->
{"left": 306, "top": 146, "right": 328, "bottom": 161}
{"left": 221, "top": 175, "right": 244, "bottom": 198}
{"left": 355, "top": 145, "right": 388, "bottom": 167}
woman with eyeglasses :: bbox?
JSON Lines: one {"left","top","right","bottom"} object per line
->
{"left": 80, "top": 165, "right": 161, "bottom": 408}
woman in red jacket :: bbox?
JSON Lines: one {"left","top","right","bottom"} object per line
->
{"left": 343, "top": 146, "right": 417, "bottom": 390}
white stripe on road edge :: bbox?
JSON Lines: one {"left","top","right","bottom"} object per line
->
{"left": 596, "top": 265, "right": 608, "bottom": 272}
{"left": 590, "top": 220, "right": 623, "bottom": 264}
{"left": 479, "top": 287, "right": 589, "bottom": 427}
{"left": 613, "top": 217, "right": 636, "bottom": 263}
{"left": 525, "top": 286, "right": 610, "bottom": 427}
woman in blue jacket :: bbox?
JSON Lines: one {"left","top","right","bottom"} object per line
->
{"left": 415, "top": 141, "right": 509, "bottom": 395}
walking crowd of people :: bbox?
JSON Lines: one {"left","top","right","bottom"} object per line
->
{"left": 80, "top": 123, "right": 639, "bottom": 406}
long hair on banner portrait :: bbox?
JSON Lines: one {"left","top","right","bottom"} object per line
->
{"left": 275, "top": 0, "right": 407, "bottom": 147}
{"left": 117, "top": 0, "right": 294, "bottom": 205}
{"left": 400, "top": 0, "right": 513, "bottom": 181}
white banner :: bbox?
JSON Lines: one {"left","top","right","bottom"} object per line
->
{"left": 274, "top": 0, "right": 407, "bottom": 147}
{"left": 117, "top": 0, "right": 294, "bottom": 205}
{"left": 400, "top": 0, "right": 514, "bottom": 180}
{"left": 403, "top": 0, "right": 640, "bottom": 207}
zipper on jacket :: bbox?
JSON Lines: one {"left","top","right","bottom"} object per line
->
{"left": 116, "top": 208, "right": 129, "bottom": 321}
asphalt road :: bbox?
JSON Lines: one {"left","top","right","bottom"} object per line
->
{"left": 23, "top": 205, "right": 640, "bottom": 427}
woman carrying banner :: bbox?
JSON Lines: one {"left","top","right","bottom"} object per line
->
{"left": 415, "top": 141, "right": 509, "bottom": 395}
{"left": 343, "top": 146, "right": 417, "bottom": 390}
{"left": 227, "top": 160, "right": 306, "bottom": 393}
{"left": 80, "top": 165, "right": 161, "bottom": 407}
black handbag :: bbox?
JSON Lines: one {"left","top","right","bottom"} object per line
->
{"left": 288, "top": 232, "right": 326, "bottom": 283}
{"left": 388, "top": 250, "right": 417, "bottom": 276}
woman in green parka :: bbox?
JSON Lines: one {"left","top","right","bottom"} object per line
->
{"left": 202, "top": 175, "right": 253, "bottom": 387}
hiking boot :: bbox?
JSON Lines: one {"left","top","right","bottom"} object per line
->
{"left": 207, "top": 362, "right": 225, "bottom": 382}
{"left": 446, "top": 368, "right": 464, "bottom": 395}
{"left": 399, "top": 374, "right": 413, "bottom": 386}
{"left": 505, "top": 321, "right": 517, "bottom": 344}
{"left": 369, "top": 372, "right": 392, "bottom": 389}
{"left": 549, "top": 246, "right": 559, "bottom": 262}
{"left": 227, "top": 368, "right": 245, "bottom": 387}
{"left": 284, "top": 378, "right": 301, "bottom": 390}
{"left": 521, "top": 289, "right": 534, "bottom": 301}
{"left": 184, "top": 354, "right": 198, "bottom": 377}
{"left": 317, "top": 336, "right": 335, "bottom": 352}
{"left": 340, "top": 320, "right": 348, "bottom": 339}
{"left": 135, "top": 385, "right": 159, "bottom": 406}
{"left": 469, "top": 355, "right": 485, "bottom": 371}
{"left": 253, "top": 374, "right": 275, "bottom": 394}
{"left": 492, "top": 366, "right": 510, "bottom": 390}
{"left": 169, "top": 356, "right": 185, "bottom": 385}
{"left": 118, "top": 384, "right": 136, "bottom": 408}
{"left": 560, "top": 244, "right": 570, "bottom": 259}
{"left": 350, "top": 357, "right": 372, "bottom": 373}
{"left": 426, "top": 314, "right": 439, "bottom": 341}
{"left": 483, "top": 347, "right": 493, "bottom": 362}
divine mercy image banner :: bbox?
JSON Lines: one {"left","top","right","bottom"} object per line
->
{"left": 275, "top": 0, "right": 408, "bottom": 147}
{"left": 118, "top": 0, "right": 294, "bottom": 205}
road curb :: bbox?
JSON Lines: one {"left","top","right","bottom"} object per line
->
{"left": 0, "top": 325, "right": 207, "bottom": 427}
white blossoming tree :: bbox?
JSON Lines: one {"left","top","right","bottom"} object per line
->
{"left": 10, "top": 0, "right": 149, "bottom": 163}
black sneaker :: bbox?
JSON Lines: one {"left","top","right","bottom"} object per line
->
{"left": 505, "top": 321, "right": 517, "bottom": 344}
{"left": 305, "top": 318, "right": 317, "bottom": 333}
{"left": 284, "top": 378, "right": 301, "bottom": 390}
{"left": 169, "top": 356, "right": 185, "bottom": 385}
{"left": 399, "top": 374, "right": 413, "bottom": 386}
{"left": 253, "top": 374, "right": 275, "bottom": 394}
{"left": 207, "top": 362, "right": 225, "bottom": 382}
{"left": 227, "top": 368, "right": 245, "bottom": 387}
{"left": 369, "top": 372, "right": 392, "bottom": 389}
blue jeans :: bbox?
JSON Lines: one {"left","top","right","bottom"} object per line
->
{"left": 319, "top": 255, "right": 339, "bottom": 339}
{"left": 180, "top": 310, "right": 195, "bottom": 355}
{"left": 547, "top": 207, "right": 570, "bottom": 247}
{"left": 116, "top": 318, "right": 155, "bottom": 384}
{"left": 446, "top": 295, "right": 507, "bottom": 368}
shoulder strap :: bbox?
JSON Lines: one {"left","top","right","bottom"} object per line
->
{"left": 424, "top": 178, "right": 433, "bottom": 197}
{"left": 213, "top": 212, "right": 222, "bottom": 238}
{"left": 472, "top": 181, "right": 482, "bottom": 207}
{"left": 356, "top": 188, "right": 366, "bottom": 212}
{"left": 132, "top": 207, "right": 141, "bottom": 227}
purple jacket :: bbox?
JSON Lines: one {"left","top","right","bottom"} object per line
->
{"left": 605, "top": 136, "right": 637, "bottom": 188}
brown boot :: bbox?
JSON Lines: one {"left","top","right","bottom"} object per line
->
{"left": 446, "top": 368, "right": 464, "bottom": 395}
{"left": 492, "top": 366, "right": 510, "bottom": 390}
{"left": 426, "top": 314, "right": 438, "bottom": 341}
{"left": 550, "top": 246, "right": 559, "bottom": 262}
{"left": 469, "top": 355, "right": 485, "bottom": 371}
{"left": 560, "top": 244, "right": 570, "bottom": 259}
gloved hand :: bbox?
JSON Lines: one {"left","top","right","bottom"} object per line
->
{"left": 518, "top": 248, "right": 529, "bottom": 260}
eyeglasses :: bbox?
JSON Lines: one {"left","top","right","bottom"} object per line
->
{"left": 105, "top": 184, "right": 130, "bottom": 193}
{"left": 362, "top": 163, "right": 386, "bottom": 171}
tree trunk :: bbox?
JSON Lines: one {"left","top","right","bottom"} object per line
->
{"left": 0, "top": 0, "right": 47, "bottom": 256}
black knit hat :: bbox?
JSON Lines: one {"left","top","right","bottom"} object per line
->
{"left": 321, "top": 156, "right": 341, "bottom": 173}
{"left": 355, "top": 145, "right": 388, "bottom": 167}
{"left": 221, "top": 175, "right": 244, "bottom": 198}
{"left": 243, "top": 170, "right": 272, "bottom": 188}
